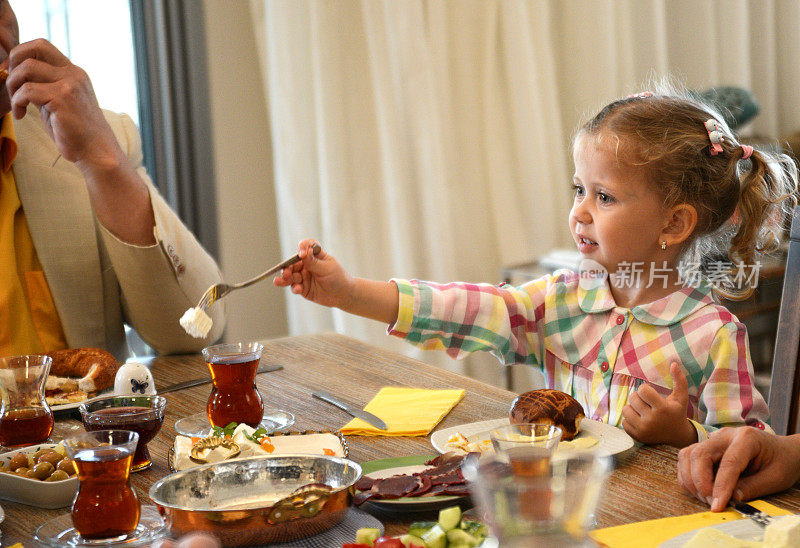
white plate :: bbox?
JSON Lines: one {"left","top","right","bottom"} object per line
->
{"left": 658, "top": 516, "right": 797, "bottom": 547}
{"left": 431, "top": 417, "right": 635, "bottom": 456}
{"left": 0, "top": 443, "right": 78, "bottom": 508}
{"left": 50, "top": 390, "right": 112, "bottom": 413}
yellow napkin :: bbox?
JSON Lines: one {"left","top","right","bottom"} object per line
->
{"left": 591, "top": 500, "right": 793, "bottom": 548}
{"left": 339, "top": 386, "right": 465, "bottom": 436}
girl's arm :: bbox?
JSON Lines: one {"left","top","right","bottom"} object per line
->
{"left": 699, "top": 322, "right": 771, "bottom": 431}
{"left": 388, "top": 277, "right": 548, "bottom": 366}
{"left": 274, "top": 239, "right": 399, "bottom": 324}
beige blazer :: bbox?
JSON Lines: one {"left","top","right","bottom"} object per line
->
{"left": 13, "top": 105, "right": 225, "bottom": 360}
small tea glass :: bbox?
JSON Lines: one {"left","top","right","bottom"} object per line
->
{"left": 489, "top": 423, "right": 562, "bottom": 476}
{"left": 63, "top": 430, "right": 141, "bottom": 542}
{"left": 80, "top": 395, "right": 166, "bottom": 472}
{"left": 202, "top": 342, "right": 264, "bottom": 428}
{"left": 469, "top": 450, "right": 612, "bottom": 547}
{"left": 0, "top": 354, "right": 54, "bottom": 449}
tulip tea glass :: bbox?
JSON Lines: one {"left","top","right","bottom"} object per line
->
{"left": 489, "top": 423, "right": 562, "bottom": 477}
{"left": 470, "top": 451, "right": 611, "bottom": 547}
{"left": 202, "top": 342, "right": 264, "bottom": 427}
{"left": 80, "top": 395, "right": 166, "bottom": 472}
{"left": 64, "top": 430, "right": 141, "bottom": 542}
{"left": 0, "top": 354, "right": 54, "bottom": 448}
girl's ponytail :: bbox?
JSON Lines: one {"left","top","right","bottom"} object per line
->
{"left": 725, "top": 145, "right": 797, "bottom": 298}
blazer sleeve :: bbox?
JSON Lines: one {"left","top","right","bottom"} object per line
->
{"left": 97, "top": 111, "right": 226, "bottom": 354}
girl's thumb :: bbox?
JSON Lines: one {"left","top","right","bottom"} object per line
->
{"left": 668, "top": 362, "right": 689, "bottom": 402}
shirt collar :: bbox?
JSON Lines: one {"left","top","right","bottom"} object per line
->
{"left": 0, "top": 113, "right": 18, "bottom": 173}
{"left": 578, "top": 277, "right": 715, "bottom": 326}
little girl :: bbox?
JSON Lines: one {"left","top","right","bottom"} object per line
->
{"left": 275, "top": 85, "right": 797, "bottom": 448}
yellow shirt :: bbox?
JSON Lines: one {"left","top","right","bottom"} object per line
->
{"left": 0, "top": 113, "right": 67, "bottom": 356}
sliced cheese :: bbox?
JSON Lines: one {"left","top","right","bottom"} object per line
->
{"left": 681, "top": 527, "right": 761, "bottom": 547}
{"left": 764, "top": 515, "right": 800, "bottom": 548}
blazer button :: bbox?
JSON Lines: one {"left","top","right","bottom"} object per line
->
{"left": 600, "top": 361, "right": 609, "bottom": 372}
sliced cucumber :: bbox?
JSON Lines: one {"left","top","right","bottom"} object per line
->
{"left": 446, "top": 528, "right": 481, "bottom": 546}
{"left": 355, "top": 526, "right": 381, "bottom": 546}
{"left": 422, "top": 524, "right": 447, "bottom": 548}
{"left": 461, "top": 520, "right": 489, "bottom": 539}
{"left": 437, "top": 505, "right": 462, "bottom": 532}
{"left": 408, "top": 520, "right": 437, "bottom": 538}
{"left": 399, "top": 533, "right": 426, "bottom": 547}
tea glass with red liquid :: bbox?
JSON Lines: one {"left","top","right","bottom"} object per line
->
{"left": 202, "top": 342, "right": 264, "bottom": 428}
{"left": 63, "top": 429, "right": 141, "bottom": 542}
{"left": 80, "top": 395, "right": 166, "bottom": 472}
{"left": 0, "top": 354, "right": 54, "bottom": 449}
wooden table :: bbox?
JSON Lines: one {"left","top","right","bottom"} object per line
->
{"left": 3, "top": 332, "right": 800, "bottom": 545}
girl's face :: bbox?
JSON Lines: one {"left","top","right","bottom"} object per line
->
{"left": 569, "top": 135, "right": 670, "bottom": 278}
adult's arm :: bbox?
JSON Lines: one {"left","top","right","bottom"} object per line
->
{"left": 98, "top": 111, "right": 226, "bottom": 353}
{"left": 6, "top": 38, "right": 225, "bottom": 352}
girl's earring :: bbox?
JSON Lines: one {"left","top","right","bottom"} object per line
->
{"left": 661, "top": 241, "right": 667, "bottom": 250}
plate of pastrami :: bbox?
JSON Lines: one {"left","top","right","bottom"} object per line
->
{"left": 354, "top": 454, "right": 471, "bottom": 511}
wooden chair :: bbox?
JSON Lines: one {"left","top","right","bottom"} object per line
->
{"left": 769, "top": 206, "right": 800, "bottom": 435}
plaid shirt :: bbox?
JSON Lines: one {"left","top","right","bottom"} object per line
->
{"left": 389, "top": 270, "right": 770, "bottom": 439}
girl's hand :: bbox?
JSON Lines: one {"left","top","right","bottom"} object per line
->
{"left": 273, "top": 239, "right": 355, "bottom": 309}
{"left": 621, "top": 362, "right": 697, "bottom": 447}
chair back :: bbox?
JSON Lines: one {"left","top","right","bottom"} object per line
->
{"left": 769, "top": 206, "right": 800, "bottom": 435}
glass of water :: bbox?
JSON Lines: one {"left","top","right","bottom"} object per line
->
{"left": 469, "top": 450, "right": 611, "bottom": 547}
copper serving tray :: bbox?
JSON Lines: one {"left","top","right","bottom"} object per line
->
{"left": 150, "top": 454, "right": 362, "bottom": 546}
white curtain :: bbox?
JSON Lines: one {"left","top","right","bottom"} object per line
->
{"left": 250, "top": 0, "right": 800, "bottom": 389}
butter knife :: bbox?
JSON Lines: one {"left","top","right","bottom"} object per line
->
{"left": 158, "top": 364, "right": 283, "bottom": 394}
{"left": 731, "top": 501, "right": 772, "bottom": 527}
{"left": 312, "top": 390, "right": 388, "bottom": 430}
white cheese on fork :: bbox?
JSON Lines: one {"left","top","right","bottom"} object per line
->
{"left": 180, "top": 307, "right": 212, "bottom": 338}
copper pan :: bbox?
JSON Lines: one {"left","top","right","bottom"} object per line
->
{"left": 149, "top": 454, "right": 362, "bottom": 547}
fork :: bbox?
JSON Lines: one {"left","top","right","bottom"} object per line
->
{"left": 196, "top": 244, "right": 321, "bottom": 310}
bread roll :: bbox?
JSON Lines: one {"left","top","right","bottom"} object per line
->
{"left": 47, "top": 348, "right": 119, "bottom": 392}
{"left": 509, "top": 389, "right": 586, "bottom": 441}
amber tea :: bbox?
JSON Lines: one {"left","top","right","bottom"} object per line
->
{"left": 203, "top": 343, "right": 264, "bottom": 427}
{"left": 0, "top": 407, "right": 54, "bottom": 448}
{"left": 65, "top": 430, "right": 140, "bottom": 541}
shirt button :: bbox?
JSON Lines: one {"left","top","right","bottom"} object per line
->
{"left": 616, "top": 315, "right": 625, "bottom": 325}
{"left": 600, "top": 361, "right": 609, "bottom": 372}
{"left": 755, "top": 422, "right": 765, "bottom": 430}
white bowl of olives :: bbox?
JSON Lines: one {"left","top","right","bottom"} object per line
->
{"left": 0, "top": 442, "right": 78, "bottom": 508}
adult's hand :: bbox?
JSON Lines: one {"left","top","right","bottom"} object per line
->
{"left": 677, "top": 427, "right": 800, "bottom": 512}
{"left": 4, "top": 38, "right": 157, "bottom": 245}
{"left": 5, "top": 38, "right": 123, "bottom": 171}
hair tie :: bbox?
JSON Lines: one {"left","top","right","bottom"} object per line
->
{"left": 627, "top": 91, "right": 653, "bottom": 99}
{"left": 741, "top": 144, "right": 753, "bottom": 160}
{"left": 704, "top": 119, "right": 724, "bottom": 155}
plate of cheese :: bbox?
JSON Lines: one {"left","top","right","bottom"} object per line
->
{"left": 659, "top": 514, "right": 800, "bottom": 547}
{"left": 171, "top": 423, "right": 348, "bottom": 471}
